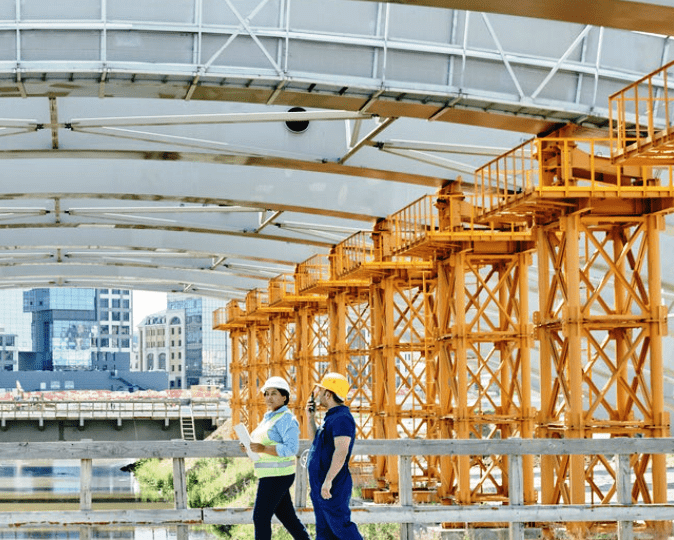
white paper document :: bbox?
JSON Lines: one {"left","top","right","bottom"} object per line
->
{"left": 234, "top": 423, "right": 260, "bottom": 461}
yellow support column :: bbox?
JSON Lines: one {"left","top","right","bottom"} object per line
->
{"left": 452, "top": 252, "right": 472, "bottom": 505}
{"left": 435, "top": 258, "right": 457, "bottom": 502}
{"left": 370, "top": 276, "right": 400, "bottom": 498}
{"left": 328, "top": 290, "right": 348, "bottom": 374}
{"left": 228, "top": 327, "right": 244, "bottom": 429}
{"left": 370, "top": 279, "right": 388, "bottom": 491}
{"left": 518, "top": 250, "right": 536, "bottom": 505}
{"left": 536, "top": 224, "right": 556, "bottom": 510}
{"left": 295, "top": 306, "right": 313, "bottom": 437}
{"left": 247, "top": 322, "right": 270, "bottom": 427}
{"left": 327, "top": 287, "right": 373, "bottom": 440}
{"left": 646, "top": 213, "right": 670, "bottom": 536}
{"left": 212, "top": 302, "right": 248, "bottom": 432}
{"left": 563, "top": 214, "right": 588, "bottom": 538}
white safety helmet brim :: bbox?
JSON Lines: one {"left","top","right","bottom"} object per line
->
{"left": 261, "top": 376, "right": 291, "bottom": 395}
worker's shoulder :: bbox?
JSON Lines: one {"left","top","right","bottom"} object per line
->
{"left": 327, "top": 406, "right": 357, "bottom": 427}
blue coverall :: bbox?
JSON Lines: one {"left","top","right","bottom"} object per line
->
{"left": 307, "top": 405, "right": 364, "bottom": 540}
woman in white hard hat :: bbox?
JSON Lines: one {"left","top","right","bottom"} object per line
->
{"left": 246, "top": 376, "right": 310, "bottom": 540}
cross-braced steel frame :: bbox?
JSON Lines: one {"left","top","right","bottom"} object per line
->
{"left": 433, "top": 248, "right": 535, "bottom": 505}
{"left": 475, "top": 125, "right": 674, "bottom": 534}
{"left": 216, "top": 62, "right": 674, "bottom": 535}
{"left": 379, "top": 185, "right": 536, "bottom": 505}
{"left": 535, "top": 213, "right": 670, "bottom": 535}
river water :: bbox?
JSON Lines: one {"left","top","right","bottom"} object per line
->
{"left": 0, "top": 460, "right": 221, "bottom": 540}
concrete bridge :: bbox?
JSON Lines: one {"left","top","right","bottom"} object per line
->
{"left": 0, "top": 398, "right": 230, "bottom": 442}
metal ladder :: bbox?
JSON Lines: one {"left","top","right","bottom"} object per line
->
{"left": 180, "top": 404, "right": 196, "bottom": 441}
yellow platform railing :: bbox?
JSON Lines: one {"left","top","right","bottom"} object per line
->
{"left": 474, "top": 136, "right": 674, "bottom": 217}
{"left": 385, "top": 194, "right": 439, "bottom": 255}
{"left": 212, "top": 300, "right": 245, "bottom": 329}
{"left": 332, "top": 231, "right": 375, "bottom": 279}
{"left": 295, "top": 253, "right": 331, "bottom": 292}
{"left": 269, "top": 273, "right": 295, "bottom": 305}
{"left": 245, "top": 288, "right": 268, "bottom": 314}
{"left": 609, "top": 59, "right": 674, "bottom": 163}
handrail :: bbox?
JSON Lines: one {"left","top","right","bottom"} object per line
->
{"left": 295, "top": 253, "right": 330, "bottom": 292}
{"left": 332, "top": 231, "right": 375, "bottom": 278}
{"left": 0, "top": 398, "right": 229, "bottom": 420}
{"left": 474, "top": 136, "right": 674, "bottom": 218}
{"left": 245, "top": 288, "right": 269, "bottom": 313}
{"left": 609, "top": 58, "right": 674, "bottom": 162}
{"left": 212, "top": 300, "right": 245, "bottom": 329}
{"left": 0, "top": 438, "right": 671, "bottom": 539}
{"left": 269, "top": 273, "right": 295, "bottom": 304}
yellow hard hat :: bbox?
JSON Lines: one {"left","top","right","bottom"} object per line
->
{"left": 316, "top": 372, "right": 350, "bottom": 401}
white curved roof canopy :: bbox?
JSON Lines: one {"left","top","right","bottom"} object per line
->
{"left": 1, "top": 0, "right": 674, "bottom": 300}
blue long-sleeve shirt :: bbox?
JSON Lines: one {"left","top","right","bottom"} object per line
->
{"left": 257, "top": 405, "right": 300, "bottom": 457}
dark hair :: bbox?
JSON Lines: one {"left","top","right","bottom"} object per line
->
{"left": 327, "top": 389, "right": 344, "bottom": 404}
{"left": 278, "top": 388, "right": 290, "bottom": 406}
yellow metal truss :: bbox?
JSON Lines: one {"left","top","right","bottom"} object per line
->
{"left": 214, "top": 61, "right": 674, "bottom": 536}
{"left": 269, "top": 272, "right": 329, "bottom": 435}
{"left": 476, "top": 126, "right": 673, "bottom": 534}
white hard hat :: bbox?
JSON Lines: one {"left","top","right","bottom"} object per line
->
{"left": 261, "top": 376, "right": 290, "bottom": 394}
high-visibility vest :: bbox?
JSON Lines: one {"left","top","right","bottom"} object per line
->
{"left": 250, "top": 409, "right": 297, "bottom": 478}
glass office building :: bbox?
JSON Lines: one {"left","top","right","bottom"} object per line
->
{"left": 0, "top": 290, "right": 33, "bottom": 352}
{"left": 166, "top": 294, "right": 229, "bottom": 387}
{"left": 24, "top": 288, "right": 132, "bottom": 371}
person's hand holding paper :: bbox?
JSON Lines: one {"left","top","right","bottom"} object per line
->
{"left": 234, "top": 423, "right": 260, "bottom": 461}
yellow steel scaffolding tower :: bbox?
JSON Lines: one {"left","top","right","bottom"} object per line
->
{"left": 214, "top": 61, "right": 674, "bottom": 536}
{"left": 474, "top": 130, "right": 673, "bottom": 535}
{"left": 382, "top": 184, "right": 536, "bottom": 505}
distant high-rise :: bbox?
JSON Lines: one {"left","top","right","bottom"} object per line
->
{"left": 157, "top": 294, "right": 229, "bottom": 387}
{"left": 0, "top": 331, "right": 19, "bottom": 372}
{"left": 23, "top": 288, "right": 132, "bottom": 371}
{"left": 138, "top": 294, "right": 228, "bottom": 387}
{"left": 0, "top": 290, "right": 33, "bottom": 352}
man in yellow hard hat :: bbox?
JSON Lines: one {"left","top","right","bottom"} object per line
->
{"left": 306, "top": 372, "right": 363, "bottom": 540}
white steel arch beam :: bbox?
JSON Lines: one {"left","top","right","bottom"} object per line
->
{"left": 0, "top": 227, "right": 325, "bottom": 265}
{"left": 359, "top": 0, "right": 674, "bottom": 37}
{"left": 0, "top": 264, "right": 253, "bottom": 299}
{"left": 0, "top": 159, "right": 438, "bottom": 221}
{"left": 0, "top": 149, "right": 447, "bottom": 190}
{"left": 0, "top": 0, "right": 671, "bottom": 297}
{"left": 0, "top": 227, "right": 319, "bottom": 295}
{"left": 0, "top": 0, "right": 671, "bottom": 135}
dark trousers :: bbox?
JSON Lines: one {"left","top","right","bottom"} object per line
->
{"left": 309, "top": 478, "right": 363, "bottom": 540}
{"left": 253, "top": 474, "right": 310, "bottom": 540}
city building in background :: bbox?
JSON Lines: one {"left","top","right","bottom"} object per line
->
{"left": 0, "top": 290, "right": 33, "bottom": 353}
{"left": 0, "top": 330, "right": 19, "bottom": 371}
{"left": 135, "top": 294, "right": 229, "bottom": 389}
{"left": 23, "top": 288, "right": 132, "bottom": 371}
{"left": 136, "top": 309, "right": 186, "bottom": 389}
{"left": 0, "top": 288, "right": 228, "bottom": 391}
{"left": 167, "top": 294, "right": 229, "bottom": 388}
{"left": 0, "top": 288, "right": 168, "bottom": 392}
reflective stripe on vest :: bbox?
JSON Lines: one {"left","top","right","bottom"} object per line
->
{"left": 251, "top": 409, "right": 296, "bottom": 478}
